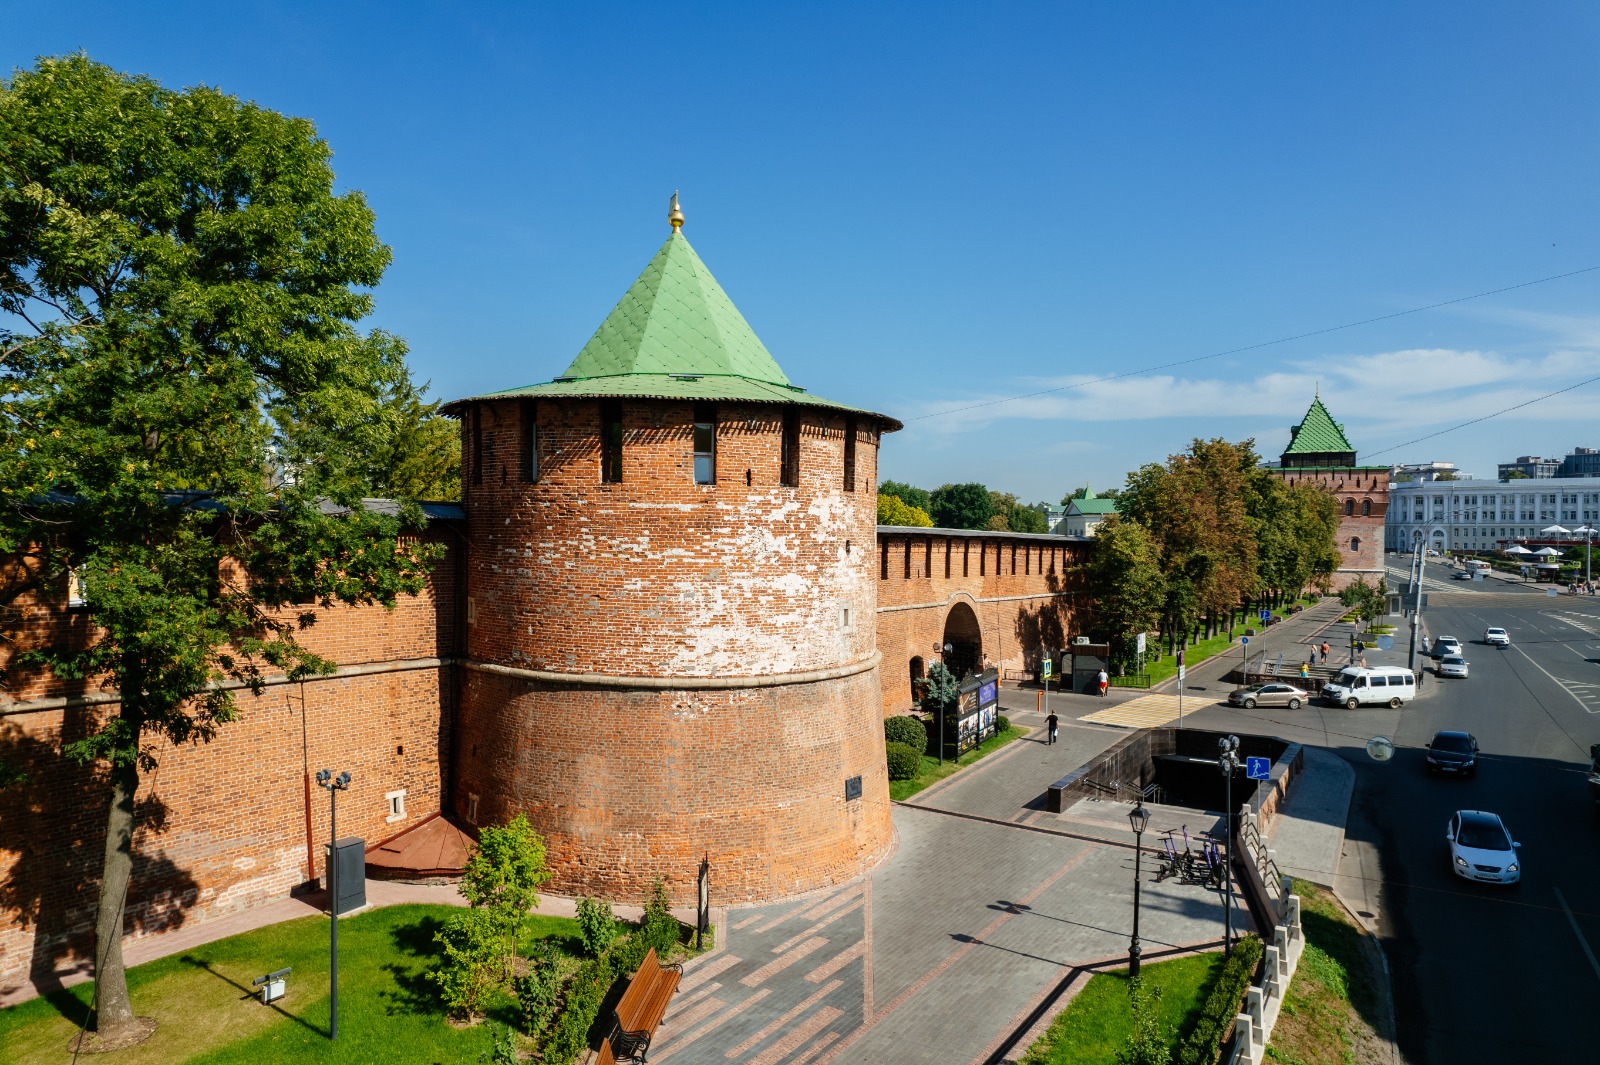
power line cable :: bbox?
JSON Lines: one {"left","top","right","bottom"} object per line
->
{"left": 904, "top": 264, "right": 1600, "bottom": 423}
{"left": 1357, "top": 372, "right": 1600, "bottom": 463}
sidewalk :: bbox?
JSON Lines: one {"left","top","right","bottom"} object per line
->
{"left": 1148, "top": 598, "right": 1350, "bottom": 699}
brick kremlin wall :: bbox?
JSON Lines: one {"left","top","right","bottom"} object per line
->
{"left": 875, "top": 529, "right": 1091, "bottom": 713}
{"left": 0, "top": 533, "right": 459, "bottom": 996}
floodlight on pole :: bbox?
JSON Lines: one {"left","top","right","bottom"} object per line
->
{"left": 316, "top": 768, "right": 352, "bottom": 1040}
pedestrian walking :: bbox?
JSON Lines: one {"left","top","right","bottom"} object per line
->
{"left": 1320, "top": 641, "right": 1331, "bottom": 661}
{"left": 1097, "top": 668, "right": 1109, "bottom": 697}
{"left": 1309, "top": 645, "right": 1318, "bottom": 666}
{"left": 1299, "top": 661, "right": 1310, "bottom": 680}
{"left": 1046, "top": 711, "right": 1059, "bottom": 745}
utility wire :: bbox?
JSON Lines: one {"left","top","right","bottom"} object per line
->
{"left": 905, "top": 264, "right": 1600, "bottom": 422}
{"left": 1357, "top": 372, "right": 1600, "bottom": 463}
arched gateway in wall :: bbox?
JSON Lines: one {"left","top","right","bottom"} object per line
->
{"left": 442, "top": 199, "right": 902, "bottom": 904}
{"left": 942, "top": 601, "right": 983, "bottom": 679}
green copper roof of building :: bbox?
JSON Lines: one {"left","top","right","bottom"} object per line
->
{"left": 1067, "top": 496, "right": 1119, "bottom": 515}
{"left": 1282, "top": 396, "right": 1355, "bottom": 455}
{"left": 446, "top": 226, "right": 899, "bottom": 429}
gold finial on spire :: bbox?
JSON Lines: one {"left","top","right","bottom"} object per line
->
{"left": 668, "top": 190, "right": 684, "bottom": 230}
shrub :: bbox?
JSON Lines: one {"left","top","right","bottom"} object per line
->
{"left": 515, "top": 941, "right": 563, "bottom": 1038}
{"left": 884, "top": 714, "right": 928, "bottom": 752}
{"left": 919, "top": 662, "right": 961, "bottom": 716}
{"left": 996, "top": 714, "right": 1011, "bottom": 734}
{"left": 480, "top": 1021, "right": 518, "bottom": 1065}
{"left": 885, "top": 741, "right": 921, "bottom": 780}
{"left": 462, "top": 813, "right": 552, "bottom": 981}
{"left": 1175, "top": 935, "right": 1263, "bottom": 1065}
{"left": 639, "top": 877, "right": 682, "bottom": 956}
{"left": 1116, "top": 975, "right": 1171, "bottom": 1065}
{"left": 430, "top": 907, "right": 502, "bottom": 1020}
{"left": 577, "top": 896, "right": 618, "bottom": 957}
{"left": 542, "top": 955, "right": 613, "bottom": 1065}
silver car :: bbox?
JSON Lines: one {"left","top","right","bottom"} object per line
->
{"left": 1227, "top": 682, "right": 1310, "bottom": 709}
{"left": 1439, "top": 655, "right": 1469, "bottom": 679}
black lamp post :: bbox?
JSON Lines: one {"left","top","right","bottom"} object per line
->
{"left": 316, "top": 768, "right": 351, "bottom": 1040}
{"left": 939, "top": 641, "right": 953, "bottom": 766}
{"left": 1216, "top": 736, "right": 1240, "bottom": 956}
{"left": 1128, "top": 797, "right": 1149, "bottom": 978}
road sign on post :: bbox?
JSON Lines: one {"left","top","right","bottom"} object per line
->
{"left": 1259, "top": 608, "right": 1271, "bottom": 622}
{"left": 1246, "top": 756, "right": 1271, "bottom": 780}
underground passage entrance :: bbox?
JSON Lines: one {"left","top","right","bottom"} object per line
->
{"left": 1045, "top": 728, "right": 1291, "bottom": 815}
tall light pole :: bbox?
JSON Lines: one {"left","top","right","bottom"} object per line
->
{"left": 316, "top": 768, "right": 351, "bottom": 1040}
{"left": 1217, "top": 736, "right": 1240, "bottom": 956}
{"left": 1128, "top": 797, "right": 1149, "bottom": 978}
{"left": 1579, "top": 525, "right": 1595, "bottom": 592}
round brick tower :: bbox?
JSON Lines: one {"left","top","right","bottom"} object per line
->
{"left": 444, "top": 198, "right": 899, "bottom": 903}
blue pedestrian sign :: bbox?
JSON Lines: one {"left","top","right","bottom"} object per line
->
{"left": 1259, "top": 608, "right": 1271, "bottom": 621}
{"left": 1245, "top": 756, "right": 1271, "bottom": 781}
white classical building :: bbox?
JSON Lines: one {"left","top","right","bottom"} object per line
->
{"left": 1386, "top": 478, "right": 1600, "bottom": 553}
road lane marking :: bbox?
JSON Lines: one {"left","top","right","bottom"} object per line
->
{"left": 1509, "top": 643, "right": 1600, "bottom": 714}
{"left": 1555, "top": 885, "right": 1600, "bottom": 985}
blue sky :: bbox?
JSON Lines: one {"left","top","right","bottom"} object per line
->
{"left": 7, "top": 2, "right": 1600, "bottom": 504}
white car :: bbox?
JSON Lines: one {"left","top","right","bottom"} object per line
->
{"left": 1446, "top": 810, "right": 1521, "bottom": 885}
{"left": 1439, "top": 655, "right": 1469, "bottom": 679}
{"left": 1433, "top": 636, "right": 1462, "bottom": 657}
{"left": 1484, "top": 627, "right": 1510, "bottom": 646}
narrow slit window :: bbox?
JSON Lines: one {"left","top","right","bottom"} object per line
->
{"left": 843, "top": 416, "right": 857, "bottom": 492}
{"left": 881, "top": 545, "right": 889, "bottom": 580}
{"left": 693, "top": 404, "right": 716, "bottom": 484}
{"left": 522, "top": 403, "right": 538, "bottom": 483}
{"left": 944, "top": 539, "right": 951, "bottom": 578}
{"left": 780, "top": 410, "right": 800, "bottom": 487}
{"left": 600, "top": 401, "right": 623, "bottom": 483}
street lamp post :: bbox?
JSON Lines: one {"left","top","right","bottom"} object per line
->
{"left": 1579, "top": 526, "right": 1595, "bottom": 592}
{"left": 1217, "top": 736, "right": 1240, "bottom": 956}
{"left": 316, "top": 768, "right": 351, "bottom": 1040}
{"left": 1128, "top": 797, "right": 1149, "bottom": 978}
{"left": 938, "top": 642, "right": 953, "bottom": 766}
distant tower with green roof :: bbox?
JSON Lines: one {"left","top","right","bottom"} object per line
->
{"left": 1275, "top": 395, "right": 1388, "bottom": 589}
{"left": 443, "top": 195, "right": 898, "bottom": 903}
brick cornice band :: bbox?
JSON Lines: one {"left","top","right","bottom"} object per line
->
{"left": 461, "top": 652, "right": 882, "bottom": 690}
{"left": 0, "top": 656, "right": 447, "bottom": 717}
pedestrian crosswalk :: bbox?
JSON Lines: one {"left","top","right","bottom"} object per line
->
{"left": 1078, "top": 692, "right": 1212, "bottom": 728}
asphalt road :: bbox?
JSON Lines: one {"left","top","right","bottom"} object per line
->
{"left": 1177, "top": 561, "right": 1600, "bottom": 1063}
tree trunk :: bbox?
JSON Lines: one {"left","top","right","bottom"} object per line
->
{"left": 92, "top": 718, "right": 141, "bottom": 1036}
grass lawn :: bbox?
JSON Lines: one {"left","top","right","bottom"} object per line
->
{"left": 889, "top": 724, "right": 1026, "bottom": 802}
{"left": 1019, "top": 951, "right": 1227, "bottom": 1064}
{"left": 1145, "top": 629, "right": 1249, "bottom": 687}
{"left": 1266, "top": 881, "right": 1388, "bottom": 1065}
{"left": 0, "top": 903, "right": 584, "bottom": 1065}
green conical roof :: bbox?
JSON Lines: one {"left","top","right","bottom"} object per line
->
{"left": 447, "top": 228, "right": 899, "bottom": 429}
{"left": 1282, "top": 396, "right": 1355, "bottom": 456}
{"left": 560, "top": 230, "right": 790, "bottom": 384}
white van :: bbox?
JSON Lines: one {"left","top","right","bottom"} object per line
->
{"left": 1321, "top": 666, "right": 1417, "bottom": 709}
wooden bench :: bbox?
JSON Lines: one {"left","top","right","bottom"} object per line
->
{"left": 610, "top": 947, "right": 682, "bottom": 1062}
{"left": 597, "top": 1039, "right": 617, "bottom": 1065}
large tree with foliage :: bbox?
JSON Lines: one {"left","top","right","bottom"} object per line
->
{"left": 929, "top": 482, "right": 995, "bottom": 530}
{"left": 878, "top": 480, "right": 930, "bottom": 514}
{"left": 988, "top": 491, "right": 1048, "bottom": 534}
{"left": 878, "top": 493, "right": 934, "bottom": 527}
{"left": 0, "top": 56, "right": 439, "bottom": 1040}
{"left": 1080, "top": 516, "right": 1166, "bottom": 670}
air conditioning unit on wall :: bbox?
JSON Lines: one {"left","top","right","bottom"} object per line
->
{"left": 1073, "top": 636, "right": 1090, "bottom": 645}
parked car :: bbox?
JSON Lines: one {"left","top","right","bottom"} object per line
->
{"left": 1439, "top": 655, "right": 1470, "bottom": 679}
{"left": 1453, "top": 570, "right": 1475, "bottom": 581}
{"left": 1425, "top": 730, "right": 1479, "bottom": 776}
{"left": 1433, "top": 636, "right": 1463, "bottom": 657}
{"left": 1227, "top": 682, "right": 1310, "bottom": 709}
{"left": 1484, "top": 627, "right": 1510, "bottom": 646}
{"left": 1446, "top": 810, "right": 1520, "bottom": 884}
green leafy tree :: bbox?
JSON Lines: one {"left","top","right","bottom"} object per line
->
{"left": 1116, "top": 976, "right": 1171, "bottom": 1065}
{"left": 1504, "top": 469, "right": 1529, "bottom": 480}
{"left": 576, "top": 895, "right": 618, "bottom": 957}
{"left": 461, "top": 813, "right": 551, "bottom": 979}
{"left": 431, "top": 907, "right": 502, "bottom": 1020}
{"left": 1338, "top": 576, "right": 1387, "bottom": 630}
{"left": 878, "top": 480, "right": 931, "bottom": 513}
{"left": 930, "top": 482, "right": 995, "bottom": 530}
{"left": 0, "top": 56, "right": 441, "bottom": 1038}
{"left": 1080, "top": 517, "right": 1166, "bottom": 671}
{"left": 878, "top": 494, "right": 934, "bottom": 527}
{"left": 988, "top": 491, "right": 1048, "bottom": 534}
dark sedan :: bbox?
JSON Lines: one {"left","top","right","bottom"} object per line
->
{"left": 1425, "top": 730, "right": 1480, "bottom": 777}
{"left": 1227, "top": 682, "right": 1310, "bottom": 709}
